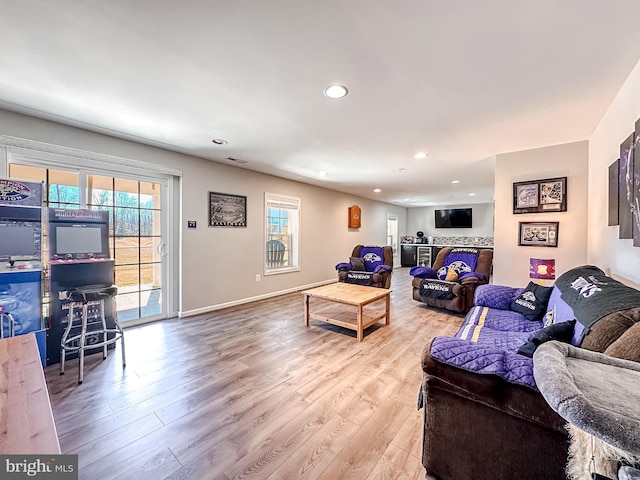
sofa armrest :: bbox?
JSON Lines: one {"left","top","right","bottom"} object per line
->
{"left": 474, "top": 284, "right": 524, "bottom": 310}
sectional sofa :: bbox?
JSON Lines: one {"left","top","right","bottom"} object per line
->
{"left": 419, "top": 265, "right": 640, "bottom": 480}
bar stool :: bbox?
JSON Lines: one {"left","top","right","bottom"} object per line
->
{"left": 60, "top": 284, "right": 126, "bottom": 384}
{"left": 0, "top": 295, "right": 17, "bottom": 338}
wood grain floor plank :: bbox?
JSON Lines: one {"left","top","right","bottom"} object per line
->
{"left": 316, "top": 398, "right": 413, "bottom": 479}
{"left": 265, "top": 414, "right": 359, "bottom": 480}
{"left": 367, "top": 443, "right": 425, "bottom": 480}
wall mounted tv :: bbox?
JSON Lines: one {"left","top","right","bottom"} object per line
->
{"left": 435, "top": 208, "right": 473, "bottom": 228}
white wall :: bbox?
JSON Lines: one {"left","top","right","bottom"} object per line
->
{"left": 406, "top": 203, "right": 494, "bottom": 238}
{"left": 0, "top": 109, "right": 407, "bottom": 316}
{"left": 494, "top": 141, "right": 588, "bottom": 287}
{"left": 588, "top": 58, "right": 640, "bottom": 289}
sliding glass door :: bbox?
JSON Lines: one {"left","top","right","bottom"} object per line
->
{"left": 9, "top": 164, "right": 167, "bottom": 323}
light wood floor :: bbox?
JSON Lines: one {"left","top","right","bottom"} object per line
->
{"left": 44, "top": 267, "right": 463, "bottom": 480}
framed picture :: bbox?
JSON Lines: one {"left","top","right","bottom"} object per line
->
{"left": 513, "top": 177, "right": 567, "bottom": 214}
{"left": 209, "top": 192, "right": 247, "bottom": 227}
{"left": 518, "top": 222, "right": 559, "bottom": 247}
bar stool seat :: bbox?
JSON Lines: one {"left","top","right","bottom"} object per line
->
{"left": 0, "top": 295, "right": 18, "bottom": 338}
{"left": 60, "top": 284, "right": 125, "bottom": 384}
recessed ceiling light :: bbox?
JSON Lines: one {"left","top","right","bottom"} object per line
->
{"left": 469, "top": 193, "right": 476, "bottom": 196}
{"left": 212, "top": 138, "right": 228, "bottom": 145}
{"left": 324, "top": 84, "right": 348, "bottom": 99}
{"left": 318, "top": 170, "right": 328, "bottom": 177}
{"left": 414, "top": 152, "right": 428, "bottom": 159}
{"left": 451, "top": 180, "right": 461, "bottom": 184}
{"left": 373, "top": 188, "right": 381, "bottom": 193}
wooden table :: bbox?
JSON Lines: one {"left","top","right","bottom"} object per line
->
{"left": 0, "top": 334, "right": 61, "bottom": 454}
{"left": 303, "top": 282, "right": 391, "bottom": 341}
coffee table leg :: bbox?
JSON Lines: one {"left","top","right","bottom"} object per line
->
{"left": 385, "top": 293, "right": 390, "bottom": 325}
{"left": 357, "top": 304, "right": 363, "bottom": 342}
{"left": 304, "top": 294, "right": 310, "bottom": 326}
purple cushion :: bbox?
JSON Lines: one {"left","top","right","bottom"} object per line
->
{"left": 437, "top": 248, "right": 480, "bottom": 280}
{"left": 374, "top": 264, "right": 392, "bottom": 274}
{"left": 335, "top": 262, "right": 351, "bottom": 271}
{"left": 359, "top": 246, "right": 385, "bottom": 272}
{"left": 410, "top": 266, "right": 437, "bottom": 278}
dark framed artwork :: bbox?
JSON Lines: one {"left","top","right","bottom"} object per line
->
{"left": 608, "top": 159, "right": 620, "bottom": 226}
{"left": 518, "top": 221, "right": 559, "bottom": 247}
{"left": 208, "top": 192, "right": 247, "bottom": 227}
{"left": 634, "top": 119, "right": 640, "bottom": 246}
{"left": 513, "top": 177, "right": 567, "bottom": 214}
{"left": 619, "top": 133, "right": 634, "bottom": 239}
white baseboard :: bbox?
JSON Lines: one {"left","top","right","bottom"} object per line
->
{"left": 178, "top": 278, "right": 336, "bottom": 318}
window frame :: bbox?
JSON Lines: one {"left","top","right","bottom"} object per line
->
{"left": 264, "top": 192, "right": 300, "bottom": 275}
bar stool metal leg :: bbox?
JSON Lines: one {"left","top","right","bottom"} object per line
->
{"left": 99, "top": 300, "right": 108, "bottom": 360}
{"left": 113, "top": 298, "right": 126, "bottom": 368}
{"left": 78, "top": 302, "right": 89, "bottom": 384}
{"left": 0, "top": 313, "right": 12, "bottom": 338}
{"left": 60, "top": 303, "right": 76, "bottom": 375}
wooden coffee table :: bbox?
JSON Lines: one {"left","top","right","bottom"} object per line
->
{"left": 303, "top": 282, "right": 391, "bottom": 341}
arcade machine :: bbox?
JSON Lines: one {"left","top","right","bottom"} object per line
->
{"left": 46, "top": 208, "right": 117, "bottom": 366}
{"left": 0, "top": 177, "right": 45, "bottom": 364}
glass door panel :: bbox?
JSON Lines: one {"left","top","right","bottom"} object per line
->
{"left": 88, "top": 174, "right": 163, "bottom": 322}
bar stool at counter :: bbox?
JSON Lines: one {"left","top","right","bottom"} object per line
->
{"left": 60, "top": 284, "right": 125, "bottom": 384}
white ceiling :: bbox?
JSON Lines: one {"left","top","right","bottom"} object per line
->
{"left": 2, "top": 1, "right": 640, "bottom": 207}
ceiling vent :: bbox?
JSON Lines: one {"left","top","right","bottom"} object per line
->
{"left": 225, "top": 157, "right": 248, "bottom": 164}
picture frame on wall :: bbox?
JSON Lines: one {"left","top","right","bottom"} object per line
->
{"left": 608, "top": 158, "right": 620, "bottom": 227}
{"left": 518, "top": 221, "right": 559, "bottom": 247}
{"left": 209, "top": 191, "right": 247, "bottom": 227}
{"left": 619, "top": 133, "right": 634, "bottom": 239}
{"left": 513, "top": 177, "right": 567, "bottom": 214}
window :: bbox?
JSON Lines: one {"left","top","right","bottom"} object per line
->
{"left": 265, "top": 193, "right": 300, "bottom": 273}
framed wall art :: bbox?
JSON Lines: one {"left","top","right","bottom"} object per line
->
{"left": 513, "top": 177, "right": 567, "bottom": 214}
{"left": 518, "top": 221, "right": 559, "bottom": 247}
{"left": 209, "top": 191, "right": 247, "bottom": 227}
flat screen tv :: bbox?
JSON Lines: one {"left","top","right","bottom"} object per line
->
{"left": 435, "top": 208, "right": 473, "bottom": 228}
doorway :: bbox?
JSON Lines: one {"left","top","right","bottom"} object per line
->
{"left": 387, "top": 214, "right": 399, "bottom": 263}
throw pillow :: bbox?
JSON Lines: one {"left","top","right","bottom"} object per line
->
{"left": 409, "top": 266, "right": 437, "bottom": 278}
{"left": 445, "top": 266, "right": 459, "bottom": 282}
{"left": 510, "top": 281, "right": 554, "bottom": 321}
{"left": 517, "top": 319, "right": 576, "bottom": 357}
{"left": 350, "top": 256, "right": 366, "bottom": 271}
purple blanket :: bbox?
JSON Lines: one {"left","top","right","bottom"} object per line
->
{"left": 430, "top": 304, "right": 543, "bottom": 390}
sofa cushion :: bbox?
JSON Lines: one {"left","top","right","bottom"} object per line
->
{"left": 474, "top": 285, "right": 524, "bottom": 310}
{"left": 430, "top": 335, "right": 538, "bottom": 389}
{"left": 462, "top": 305, "right": 542, "bottom": 334}
{"left": 510, "top": 282, "right": 553, "bottom": 321}
{"left": 603, "top": 322, "right": 640, "bottom": 362}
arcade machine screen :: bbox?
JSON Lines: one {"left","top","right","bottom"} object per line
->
{"left": 55, "top": 225, "right": 104, "bottom": 256}
{"left": 0, "top": 222, "right": 39, "bottom": 260}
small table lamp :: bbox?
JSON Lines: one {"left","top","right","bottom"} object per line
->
{"left": 530, "top": 258, "right": 556, "bottom": 285}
